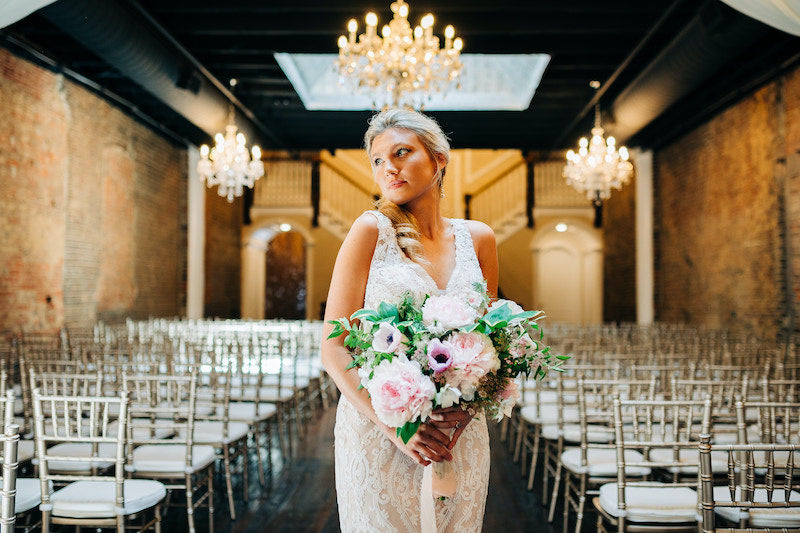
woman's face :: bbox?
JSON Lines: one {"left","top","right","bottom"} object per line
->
{"left": 369, "top": 127, "right": 443, "bottom": 207}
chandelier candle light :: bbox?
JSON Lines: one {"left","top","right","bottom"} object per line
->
{"left": 197, "top": 80, "right": 265, "bottom": 203}
{"left": 563, "top": 81, "right": 633, "bottom": 224}
{"left": 336, "top": 0, "right": 463, "bottom": 109}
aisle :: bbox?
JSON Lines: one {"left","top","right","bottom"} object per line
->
{"left": 226, "top": 407, "right": 553, "bottom": 533}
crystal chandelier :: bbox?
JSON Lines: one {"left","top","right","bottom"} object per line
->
{"left": 336, "top": 0, "right": 463, "bottom": 110}
{"left": 563, "top": 82, "right": 633, "bottom": 206}
{"left": 197, "top": 81, "right": 265, "bottom": 203}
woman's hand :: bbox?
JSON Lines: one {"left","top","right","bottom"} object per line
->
{"left": 428, "top": 406, "right": 474, "bottom": 450}
{"left": 384, "top": 423, "right": 453, "bottom": 466}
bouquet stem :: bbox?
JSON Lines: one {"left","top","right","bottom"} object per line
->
{"left": 432, "top": 459, "right": 457, "bottom": 498}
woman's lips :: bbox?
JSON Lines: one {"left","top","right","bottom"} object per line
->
{"left": 388, "top": 179, "right": 405, "bottom": 189}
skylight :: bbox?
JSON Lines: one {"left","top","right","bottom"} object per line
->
{"left": 274, "top": 53, "right": 550, "bottom": 111}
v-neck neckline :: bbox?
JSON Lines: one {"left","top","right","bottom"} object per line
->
{"left": 406, "top": 218, "right": 459, "bottom": 293}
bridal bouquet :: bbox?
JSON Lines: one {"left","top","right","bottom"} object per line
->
{"left": 328, "top": 281, "right": 566, "bottom": 444}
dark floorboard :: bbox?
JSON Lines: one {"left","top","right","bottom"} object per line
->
{"left": 223, "top": 407, "right": 559, "bottom": 533}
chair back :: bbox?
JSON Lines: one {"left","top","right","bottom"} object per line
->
{"left": 0, "top": 424, "right": 20, "bottom": 533}
{"left": 698, "top": 435, "right": 800, "bottom": 532}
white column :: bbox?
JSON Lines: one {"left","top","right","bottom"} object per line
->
{"left": 187, "top": 146, "right": 205, "bottom": 319}
{"left": 241, "top": 241, "right": 267, "bottom": 319}
{"left": 632, "top": 148, "right": 654, "bottom": 325}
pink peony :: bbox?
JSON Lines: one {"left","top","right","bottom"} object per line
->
{"left": 371, "top": 322, "right": 407, "bottom": 355}
{"left": 444, "top": 331, "right": 500, "bottom": 401}
{"left": 422, "top": 295, "right": 479, "bottom": 335}
{"left": 367, "top": 356, "right": 436, "bottom": 427}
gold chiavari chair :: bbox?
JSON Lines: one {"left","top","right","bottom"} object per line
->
{"left": 123, "top": 372, "right": 215, "bottom": 533}
{"left": 558, "top": 377, "right": 656, "bottom": 533}
{"left": 32, "top": 388, "right": 165, "bottom": 533}
{"left": 594, "top": 397, "right": 712, "bottom": 533}
{"left": 698, "top": 435, "right": 800, "bottom": 532}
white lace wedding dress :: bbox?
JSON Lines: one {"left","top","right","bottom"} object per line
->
{"left": 334, "top": 210, "right": 491, "bottom": 533}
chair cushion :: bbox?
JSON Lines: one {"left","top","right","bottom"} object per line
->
{"left": 17, "top": 440, "right": 35, "bottom": 463}
{"left": 42, "top": 443, "right": 117, "bottom": 472}
{"left": 184, "top": 421, "right": 249, "bottom": 444}
{"left": 0, "top": 478, "right": 41, "bottom": 513}
{"left": 228, "top": 402, "right": 277, "bottom": 423}
{"left": 561, "top": 448, "right": 650, "bottom": 477}
{"left": 108, "top": 419, "right": 174, "bottom": 441}
{"left": 130, "top": 444, "right": 216, "bottom": 474}
{"left": 520, "top": 405, "right": 579, "bottom": 425}
{"left": 712, "top": 486, "right": 800, "bottom": 527}
{"left": 51, "top": 479, "right": 166, "bottom": 518}
{"left": 650, "top": 448, "right": 730, "bottom": 474}
{"left": 541, "top": 423, "right": 614, "bottom": 443}
{"left": 598, "top": 482, "right": 698, "bottom": 523}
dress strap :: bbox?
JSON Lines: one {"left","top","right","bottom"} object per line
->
{"left": 365, "top": 210, "right": 400, "bottom": 261}
{"left": 450, "top": 218, "right": 482, "bottom": 271}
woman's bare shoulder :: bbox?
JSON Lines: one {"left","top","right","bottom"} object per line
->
{"left": 347, "top": 212, "right": 380, "bottom": 245}
{"left": 464, "top": 219, "right": 496, "bottom": 244}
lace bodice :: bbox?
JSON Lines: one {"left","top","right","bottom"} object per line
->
{"left": 364, "top": 210, "right": 485, "bottom": 310}
{"left": 334, "top": 210, "right": 490, "bottom": 533}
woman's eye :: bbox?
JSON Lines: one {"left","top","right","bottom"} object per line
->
{"left": 373, "top": 158, "right": 382, "bottom": 166}
{"left": 397, "top": 148, "right": 410, "bottom": 157}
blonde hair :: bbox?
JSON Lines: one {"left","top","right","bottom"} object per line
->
{"left": 364, "top": 108, "right": 451, "bottom": 263}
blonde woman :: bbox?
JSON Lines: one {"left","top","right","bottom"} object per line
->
{"left": 321, "top": 108, "right": 498, "bottom": 532}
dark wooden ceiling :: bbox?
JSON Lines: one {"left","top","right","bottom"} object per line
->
{"left": 4, "top": 0, "right": 800, "bottom": 152}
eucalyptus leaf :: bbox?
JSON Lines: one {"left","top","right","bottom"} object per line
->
{"left": 397, "top": 420, "right": 421, "bottom": 444}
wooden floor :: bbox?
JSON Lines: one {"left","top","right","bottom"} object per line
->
{"left": 182, "top": 405, "right": 559, "bottom": 533}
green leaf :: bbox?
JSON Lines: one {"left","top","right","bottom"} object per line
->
{"left": 396, "top": 420, "right": 421, "bottom": 444}
{"left": 351, "top": 309, "right": 380, "bottom": 322}
{"left": 378, "top": 301, "right": 400, "bottom": 322}
{"left": 345, "top": 359, "right": 358, "bottom": 370}
{"left": 556, "top": 355, "right": 571, "bottom": 361}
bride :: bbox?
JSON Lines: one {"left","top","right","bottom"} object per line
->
{"left": 321, "top": 108, "right": 499, "bottom": 532}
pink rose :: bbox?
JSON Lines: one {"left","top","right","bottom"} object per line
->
{"left": 367, "top": 357, "right": 435, "bottom": 428}
{"left": 444, "top": 331, "right": 500, "bottom": 401}
{"left": 422, "top": 295, "right": 479, "bottom": 335}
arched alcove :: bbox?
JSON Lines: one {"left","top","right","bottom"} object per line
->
{"left": 241, "top": 217, "right": 315, "bottom": 320}
{"left": 530, "top": 218, "right": 602, "bottom": 324}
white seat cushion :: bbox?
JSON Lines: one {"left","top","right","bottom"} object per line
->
{"left": 561, "top": 448, "right": 650, "bottom": 477}
{"left": 228, "top": 402, "right": 277, "bottom": 423}
{"left": 598, "top": 482, "right": 698, "bottom": 523}
{"left": 520, "top": 405, "right": 579, "bottom": 425}
{"left": 649, "top": 447, "right": 729, "bottom": 474}
{"left": 51, "top": 479, "right": 166, "bottom": 518}
{"left": 130, "top": 444, "right": 216, "bottom": 474}
{"left": 0, "top": 478, "right": 41, "bottom": 513}
{"left": 17, "top": 440, "right": 35, "bottom": 463}
{"left": 43, "top": 443, "right": 117, "bottom": 472}
{"left": 541, "top": 423, "right": 614, "bottom": 443}
{"left": 712, "top": 486, "right": 800, "bottom": 527}
{"left": 184, "top": 421, "right": 249, "bottom": 444}
{"left": 110, "top": 419, "right": 175, "bottom": 440}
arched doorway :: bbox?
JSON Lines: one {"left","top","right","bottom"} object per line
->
{"left": 264, "top": 229, "right": 306, "bottom": 319}
{"left": 240, "top": 219, "right": 315, "bottom": 320}
{"left": 530, "top": 219, "right": 602, "bottom": 324}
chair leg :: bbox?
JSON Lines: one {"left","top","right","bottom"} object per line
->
{"left": 185, "top": 473, "right": 196, "bottom": 533}
{"left": 548, "top": 457, "right": 563, "bottom": 523}
{"left": 242, "top": 439, "right": 249, "bottom": 502}
{"left": 574, "top": 473, "right": 587, "bottom": 533}
{"left": 223, "top": 445, "right": 236, "bottom": 519}
{"left": 252, "top": 428, "right": 266, "bottom": 487}
{"left": 514, "top": 421, "right": 526, "bottom": 463}
{"left": 155, "top": 504, "right": 162, "bottom": 533}
{"left": 208, "top": 465, "right": 215, "bottom": 533}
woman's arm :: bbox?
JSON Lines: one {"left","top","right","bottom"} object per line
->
{"left": 321, "top": 213, "right": 453, "bottom": 465}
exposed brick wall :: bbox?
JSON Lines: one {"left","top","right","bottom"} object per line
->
{"left": 654, "top": 81, "right": 782, "bottom": 337}
{"left": 0, "top": 48, "right": 187, "bottom": 335}
{"left": 204, "top": 194, "right": 241, "bottom": 318}
{"left": 603, "top": 174, "right": 637, "bottom": 323}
